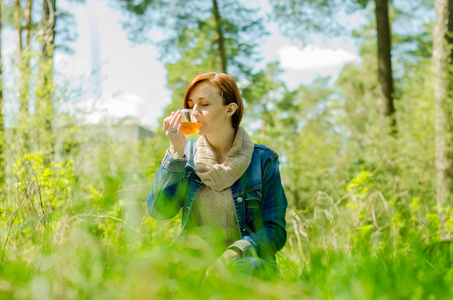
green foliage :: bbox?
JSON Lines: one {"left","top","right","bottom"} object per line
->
{"left": 269, "top": 0, "right": 369, "bottom": 41}
{"left": 116, "top": 0, "right": 265, "bottom": 71}
{"left": 14, "top": 153, "right": 74, "bottom": 212}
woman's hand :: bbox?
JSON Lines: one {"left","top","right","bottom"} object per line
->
{"left": 163, "top": 111, "right": 186, "bottom": 158}
{"left": 202, "top": 249, "right": 241, "bottom": 284}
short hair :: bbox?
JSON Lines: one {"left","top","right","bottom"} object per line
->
{"left": 183, "top": 72, "right": 244, "bottom": 131}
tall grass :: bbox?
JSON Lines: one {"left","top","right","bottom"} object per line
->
{"left": 1, "top": 139, "right": 452, "bottom": 299}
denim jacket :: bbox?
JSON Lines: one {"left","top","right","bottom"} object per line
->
{"left": 147, "top": 139, "right": 288, "bottom": 265}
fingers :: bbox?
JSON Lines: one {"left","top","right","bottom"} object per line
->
{"left": 169, "top": 111, "right": 182, "bottom": 134}
{"left": 163, "top": 111, "right": 182, "bottom": 135}
{"left": 162, "top": 112, "right": 174, "bottom": 132}
{"left": 163, "top": 111, "right": 186, "bottom": 158}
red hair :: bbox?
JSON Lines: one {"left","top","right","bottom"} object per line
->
{"left": 183, "top": 72, "right": 244, "bottom": 131}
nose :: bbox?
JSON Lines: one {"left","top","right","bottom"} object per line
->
{"left": 192, "top": 103, "right": 202, "bottom": 112}
{"left": 191, "top": 105, "right": 202, "bottom": 121}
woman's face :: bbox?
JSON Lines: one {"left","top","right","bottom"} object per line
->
{"left": 186, "top": 81, "right": 233, "bottom": 136}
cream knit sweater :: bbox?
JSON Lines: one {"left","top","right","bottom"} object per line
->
{"left": 185, "top": 126, "right": 254, "bottom": 256}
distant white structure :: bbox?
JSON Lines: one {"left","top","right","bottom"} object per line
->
{"left": 81, "top": 117, "right": 155, "bottom": 144}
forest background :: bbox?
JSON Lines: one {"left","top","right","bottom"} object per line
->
{"left": 1, "top": 0, "right": 453, "bottom": 298}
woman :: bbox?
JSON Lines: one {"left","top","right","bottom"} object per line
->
{"left": 147, "top": 72, "right": 287, "bottom": 280}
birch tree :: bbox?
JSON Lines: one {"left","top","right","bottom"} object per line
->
{"left": 36, "top": 0, "right": 56, "bottom": 159}
{"left": 433, "top": 0, "right": 453, "bottom": 208}
{"left": 15, "top": 0, "right": 33, "bottom": 150}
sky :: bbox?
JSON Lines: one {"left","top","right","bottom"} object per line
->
{"left": 53, "top": 0, "right": 363, "bottom": 129}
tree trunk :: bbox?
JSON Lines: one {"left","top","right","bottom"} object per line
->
{"left": 41, "top": 0, "right": 56, "bottom": 59}
{"left": 433, "top": 0, "right": 453, "bottom": 209}
{"left": 25, "top": 0, "right": 32, "bottom": 47}
{"left": 0, "top": 0, "right": 5, "bottom": 187}
{"left": 38, "top": 0, "right": 56, "bottom": 160}
{"left": 212, "top": 0, "right": 227, "bottom": 73}
{"left": 14, "top": 0, "right": 22, "bottom": 54}
{"left": 15, "top": 0, "right": 32, "bottom": 151}
{"left": 374, "top": 0, "right": 396, "bottom": 134}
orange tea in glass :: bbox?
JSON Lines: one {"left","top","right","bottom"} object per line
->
{"left": 180, "top": 109, "right": 201, "bottom": 135}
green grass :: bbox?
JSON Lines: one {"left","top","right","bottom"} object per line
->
{"left": 2, "top": 149, "right": 453, "bottom": 299}
{"left": 1, "top": 198, "right": 452, "bottom": 299}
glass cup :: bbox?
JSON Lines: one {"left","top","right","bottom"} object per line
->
{"left": 179, "top": 109, "right": 201, "bottom": 135}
